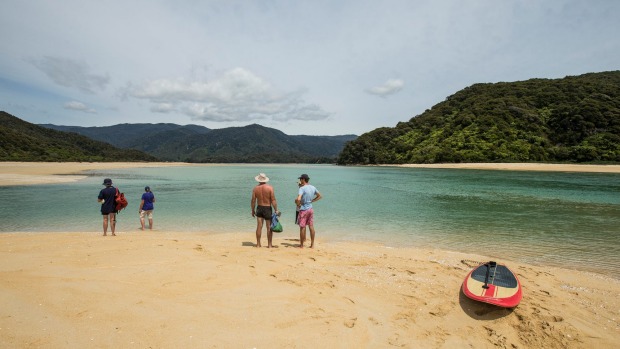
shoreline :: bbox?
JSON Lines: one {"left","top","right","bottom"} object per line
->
{"left": 1, "top": 161, "right": 619, "bottom": 187}
{"left": 0, "top": 161, "right": 192, "bottom": 186}
{"left": 393, "top": 162, "right": 620, "bottom": 173}
{"left": 1, "top": 231, "right": 618, "bottom": 348}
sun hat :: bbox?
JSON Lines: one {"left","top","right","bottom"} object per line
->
{"left": 255, "top": 173, "right": 270, "bottom": 183}
{"left": 103, "top": 178, "right": 113, "bottom": 185}
{"left": 298, "top": 174, "right": 310, "bottom": 181}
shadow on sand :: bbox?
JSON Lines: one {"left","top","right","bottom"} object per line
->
{"left": 458, "top": 289, "right": 515, "bottom": 320}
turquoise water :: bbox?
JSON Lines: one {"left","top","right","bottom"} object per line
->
{"left": 1, "top": 164, "right": 619, "bottom": 278}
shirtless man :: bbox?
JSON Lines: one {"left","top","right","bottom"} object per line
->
{"left": 251, "top": 173, "right": 279, "bottom": 248}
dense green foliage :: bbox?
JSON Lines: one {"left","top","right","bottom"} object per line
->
{"left": 41, "top": 123, "right": 210, "bottom": 148}
{"left": 128, "top": 124, "right": 356, "bottom": 163}
{"left": 44, "top": 123, "right": 356, "bottom": 163}
{"left": 338, "top": 71, "right": 620, "bottom": 164}
{"left": 0, "top": 112, "right": 158, "bottom": 162}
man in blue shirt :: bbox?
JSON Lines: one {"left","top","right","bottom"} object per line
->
{"left": 295, "top": 174, "right": 322, "bottom": 248}
{"left": 139, "top": 186, "right": 156, "bottom": 230}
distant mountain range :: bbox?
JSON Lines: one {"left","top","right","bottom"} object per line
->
{"left": 40, "top": 123, "right": 357, "bottom": 163}
{"left": 0, "top": 111, "right": 157, "bottom": 162}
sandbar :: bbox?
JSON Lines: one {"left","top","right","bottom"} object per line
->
{"left": 0, "top": 162, "right": 192, "bottom": 186}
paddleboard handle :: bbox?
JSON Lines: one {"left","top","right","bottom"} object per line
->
{"left": 482, "top": 261, "right": 497, "bottom": 289}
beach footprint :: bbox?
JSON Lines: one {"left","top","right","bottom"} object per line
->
{"left": 344, "top": 317, "right": 357, "bottom": 328}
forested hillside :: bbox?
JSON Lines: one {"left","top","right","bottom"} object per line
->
{"left": 128, "top": 124, "right": 356, "bottom": 163}
{"left": 41, "top": 123, "right": 211, "bottom": 148}
{"left": 43, "top": 123, "right": 356, "bottom": 163}
{"left": 338, "top": 71, "right": 620, "bottom": 164}
{"left": 0, "top": 112, "right": 158, "bottom": 162}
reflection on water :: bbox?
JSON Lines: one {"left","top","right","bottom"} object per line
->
{"left": 1, "top": 164, "right": 619, "bottom": 278}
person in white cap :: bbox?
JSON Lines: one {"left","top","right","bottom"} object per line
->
{"left": 251, "top": 173, "right": 279, "bottom": 248}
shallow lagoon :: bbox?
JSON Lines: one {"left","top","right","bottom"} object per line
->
{"left": 1, "top": 164, "right": 619, "bottom": 278}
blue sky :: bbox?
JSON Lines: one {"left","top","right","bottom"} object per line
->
{"left": 1, "top": 0, "right": 618, "bottom": 136}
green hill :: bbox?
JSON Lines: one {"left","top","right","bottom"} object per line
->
{"left": 42, "top": 123, "right": 357, "bottom": 163}
{"left": 126, "top": 124, "right": 356, "bottom": 163}
{"left": 40, "top": 123, "right": 211, "bottom": 148}
{"left": 0, "top": 111, "right": 158, "bottom": 162}
{"left": 338, "top": 71, "right": 620, "bottom": 164}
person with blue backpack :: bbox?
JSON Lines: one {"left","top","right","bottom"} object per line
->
{"left": 98, "top": 178, "right": 117, "bottom": 236}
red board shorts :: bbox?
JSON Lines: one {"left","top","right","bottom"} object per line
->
{"left": 297, "top": 208, "right": 314, "bottom": 228}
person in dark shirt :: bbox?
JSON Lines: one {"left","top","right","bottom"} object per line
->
{"left": 98, "top": 178, "right": 117, "bottom": 236}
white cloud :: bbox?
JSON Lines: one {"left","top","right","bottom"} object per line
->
{"left": 365, "top": 79, "right": 405, "bottom": 97}
{"left": 1, "top": 1, "right": 618, "bottom": 135}
{"left": 64, "top": 101, "right": 96, "bottom": 113}
{"left": 128, "top": 67, "right": 331, "bottom": 123}
{"left": 150, "top": 103, "right": 176, "bottom": 113}
{"left": 28, "top": 56, "right": 109, "bottom": 94}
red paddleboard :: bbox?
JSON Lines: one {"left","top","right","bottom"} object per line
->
{"left": 462, "top": 261, "right": 522, "bottom": 308}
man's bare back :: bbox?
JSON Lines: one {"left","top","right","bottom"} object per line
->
{"left": 252, "top": 183, "right": 275, "bottom": 207}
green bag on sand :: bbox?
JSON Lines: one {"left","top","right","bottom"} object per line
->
{"left": 271, "top": 212, "right": 283, "bottom": 233}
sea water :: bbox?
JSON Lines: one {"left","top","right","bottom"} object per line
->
{"left": 1, "top": 164, "right": 619, "bottom": 278}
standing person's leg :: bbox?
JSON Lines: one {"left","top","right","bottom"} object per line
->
{"left": 298, "top": 209, "right": 310, "bottom": 248}
{"left": 110, "top": 213, "right": 116, "bottom": 236}
{"left": 306, "top": 209, "right": 315, "bottom": 248}
{"left": 140, "top": 211, "right": 146, "bottom": 230}
{"left": 148, "top": 211, "right": 153, "bottom": 229}
{"left": 308, "top": 224, "right": 316, "bottom": 248}
{"left": 103, "top": 214, "right": 109, "bottom": 236}
{"left": 299, "top": 226, "right": 306, "bottom": 248}
{"left": 266, "top": 218, "right": 273, "bottom": 248}
{"left": 255, "top": 218, "right": 264, "bottom": 247}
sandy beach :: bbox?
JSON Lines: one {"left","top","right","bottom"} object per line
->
{"left": 1, "top": 162, "right": 619, "bottom": 348}
{"left": 0, "top": 162, "right": 193, "bottom": 186}
{"left": 0, "top": 231, "right": 618, "bottom": 348}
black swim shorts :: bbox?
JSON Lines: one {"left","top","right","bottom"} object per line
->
{"left": 255, "top": 205, "right": 272, "bottom": 219}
